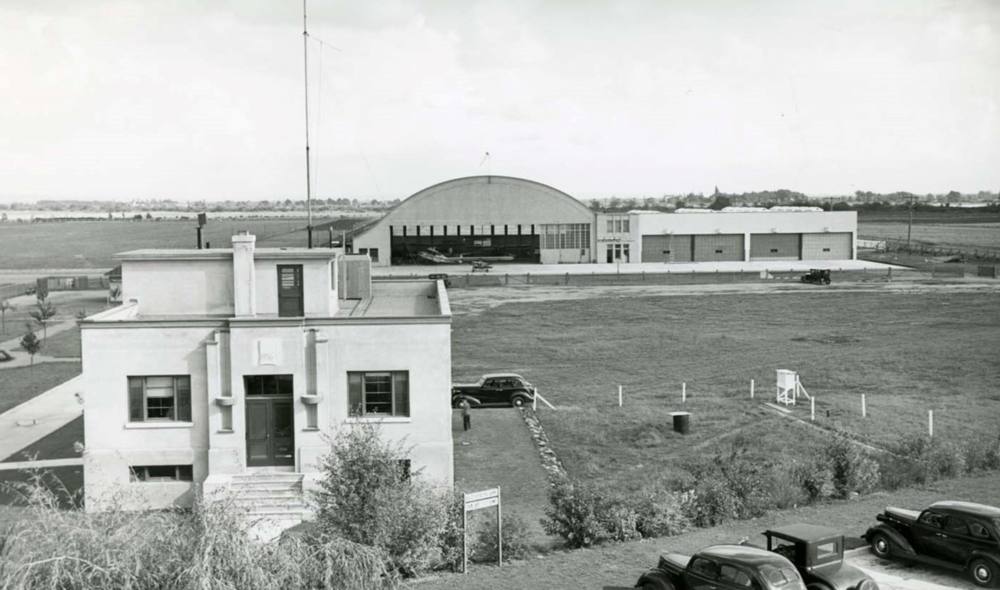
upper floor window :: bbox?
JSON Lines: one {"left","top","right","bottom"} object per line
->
{"left": 128, "top": 375, "right": 191, "bottom": 422}
{"left": 277, "top": 265, "right": 304, "bottom": 317}
{"left": 348, "top": 371, "right": 409, "bottom": 417}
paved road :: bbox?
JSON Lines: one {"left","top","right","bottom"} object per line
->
{"left": 846, "top": 548, "right": 978, "bottom": 590}
{"left": 0, "top": 375, "right": 83, "bottom": 461}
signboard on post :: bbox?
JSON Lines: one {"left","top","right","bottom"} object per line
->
{"left": 463, "top": 487, "right": 502, "bottom": 573}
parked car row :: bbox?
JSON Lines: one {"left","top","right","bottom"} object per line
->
{"left": 633, "top": 500, "right": 1000, "bottom": 589}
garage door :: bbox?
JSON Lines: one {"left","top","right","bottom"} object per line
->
{"left": 801, "top": 232, "right": 852, "bottom": 260}
{"left": 693, "top": 234, "right": 744, "bottom": 262}
{"left": 641, "top": 234, "right": 692, "bottom": 262}
{"left": 750, "top": 234, "right": 801, "bottom": 260}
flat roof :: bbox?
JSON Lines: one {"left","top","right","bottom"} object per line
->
{"left": 115, "top": 247, "right": 339, "bottom": 262}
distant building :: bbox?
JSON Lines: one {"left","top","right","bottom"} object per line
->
{"left": 349, "top": 175, "right": 857, "bottom": 266}
{"left": 81, "top": 233, "right": 453, "bottom": 526}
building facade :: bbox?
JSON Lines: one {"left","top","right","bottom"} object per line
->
{"left": 351, "top": 175, "right": 857, "bottom": 267}
{"left": 81, "top": 233, "right": 453, "bottom": 516}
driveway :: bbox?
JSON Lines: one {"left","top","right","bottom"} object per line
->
{"left": 846, "top": 547, "right": 978, "bottom": 590}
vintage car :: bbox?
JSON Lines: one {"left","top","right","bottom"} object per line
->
{"left": 864, "top": 500, "right": 1000, "bottom": 588}
{"left": 451, "top": 373, "right": 536, "bottom": 408}
{"left": 635, "top": 544, "right": 807, "bottom": 590}
{"left": 764, "top": 524, "right": 878, "bottom": 590}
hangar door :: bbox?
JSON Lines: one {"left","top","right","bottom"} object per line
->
{"left": 693, "top": 234, "right": 744, "bottom": 262}
{"left": 641, "top": 234, "right": 692, "bottom": 262}
{"left": 801, "top": 232, "right": 852, "bottom": 260}
{"left": 750, "top": 234, "right": 801, "bottom": 261}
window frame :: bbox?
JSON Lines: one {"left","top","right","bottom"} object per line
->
{"left": 276, "top": 264, "right": 304, "bottom": 317}
{"left": 128, "top": 375, "right": 191, "bottom": 422}
{"left": 348, "top": 371, "right": 410, "bottom": 417}
{"left": 129, "top": 464, "right": 194, "bottom": 482}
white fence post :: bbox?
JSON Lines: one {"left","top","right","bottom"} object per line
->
{"left": 811, "top": 397, "right": 815, "bottom": 421}
{"left": 618, "top": 385, "right": 622, "bottom": 408}
{"left": 682, "top": 382, "right": 687, "bottom": 404}
{"left": 928, "top": 410, "right": 934, "bottom": 437}
{"left": 750, "top": 379, "right": 755, "bottom": 399}
{"left": 861, "top": 393, "right": 867, "bottom": 418}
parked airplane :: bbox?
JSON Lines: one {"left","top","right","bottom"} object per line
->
{"left": 417, "top": 248, "right": 514, "bottom": 264}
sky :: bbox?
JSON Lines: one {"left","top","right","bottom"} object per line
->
{"left": 0, "top": 0, "right": 998, "bottom": 202}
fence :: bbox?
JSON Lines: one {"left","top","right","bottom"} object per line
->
{"left": 863, "top": 236, "right": 1000, "bottom": 261}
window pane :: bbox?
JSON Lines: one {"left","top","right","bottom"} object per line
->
{"left": 364, "top": 374, "right": 393, "bottom": 414}
{"left": 147, "top": 396, "right": 175, "bottom": 419}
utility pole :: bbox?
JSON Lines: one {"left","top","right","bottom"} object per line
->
{"left": 906, "top": 194, "right": 914, "bottom": 251}
{"left": 303, "top": 0, "right": 314, "bottom": 248}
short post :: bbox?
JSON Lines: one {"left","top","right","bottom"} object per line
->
{"left": 810, "top": 397, "right": 815, "bottom": 421}
{"left": 497, "top": 485, "right": 503, "bottom": 567}
{"left": 532, "top": 393, "right": 537, "bottom": 411}
{"left": 750, "top": 379, "right": 755, "bottom": 399}
{"left": 618, "top": 385, "right": 623, "bottom": 408}
{"left": 682, "top": 382, "right": 687, "bottom": 403}
{"left": 861, "top": 393, "right": 867, "bottom": 418}
{"left": 928, "top": 409, "right": 934, "bottom": 437}
{"left": 462, "top": 503, "right": 468, "bottom": 574}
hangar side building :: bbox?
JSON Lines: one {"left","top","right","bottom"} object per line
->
{"left": 351, "top": 175, "right": 856, "bottom": 266}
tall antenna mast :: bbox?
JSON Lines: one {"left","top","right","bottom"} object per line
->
{"left": 303, "top": 0, "right": 313, "bottom": 248}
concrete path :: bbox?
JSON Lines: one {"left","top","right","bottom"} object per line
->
{"left": 0, "top": 458, "right": 82, "bottom": 471}
{"left": 0, "top": 375, "right": 83, "bottom": 461}
{"left": 0, "top": 318, "right": 78, "bottom": 351}
{"left": 846, "top": 548, "right": 977, "bottom": 590}
{"left": 0, "top": 319, "right": 81, "bottom": 369}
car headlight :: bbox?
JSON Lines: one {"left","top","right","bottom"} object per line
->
{"left": 856, "top": 579, "right": 879, "bottom": 590}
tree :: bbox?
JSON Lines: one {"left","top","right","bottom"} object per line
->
{"left": 29, "top": 296, "right": 57, "bottom": 339}
{"left": 20, "top": 330, "right": 42, "bottom": 367}
{"left": 0, "top": 299, "right": 12, "bottom": 334}
{"left": 708, "top": 195, "right": 732, "bottom": 210}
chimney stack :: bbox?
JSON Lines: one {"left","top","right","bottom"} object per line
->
{"left": 232, "top": 232, "right": 256, "bottom": 317}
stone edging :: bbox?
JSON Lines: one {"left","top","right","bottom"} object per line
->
{"left": 519, "top": 408, "right": 567, "bottom": 484}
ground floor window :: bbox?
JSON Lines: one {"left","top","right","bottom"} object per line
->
{"left": 348, "top": 371, "right": 409, "bottom": 417}
{"left": 540, "top": 223, "right": 591, "bottom": 249}
{"left": 129, "top": 465, "right": 194, "bottom": 482}
{"left": 128, "top": 375, "right": 191, "bottom": 422}
{"left": 606, "top": 243, "right": 630, "bottom": 262}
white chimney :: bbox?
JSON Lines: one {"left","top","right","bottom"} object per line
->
{"left": 232, "top": 232, "right": 256, "bottom": 317}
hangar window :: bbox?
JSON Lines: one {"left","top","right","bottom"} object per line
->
{"left": 540, "top": 224, "right": 591, "bottom": 249}
{"left": 473, "top": 239, "right": 492, "bottom": 247}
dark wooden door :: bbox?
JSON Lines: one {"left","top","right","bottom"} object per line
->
{"left": 277, "top": 265, "right": 304, "bottom": 317}
{"left": 246, "top": 398, "right": 295, "bottom": 467}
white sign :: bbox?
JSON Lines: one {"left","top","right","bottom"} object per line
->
{"left": 465, "top": 497, "right": 499, "bottom": 511}
{"left": 464, "top": 488, "right": 499, "bottom": 503}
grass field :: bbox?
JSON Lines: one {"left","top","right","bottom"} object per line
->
{"left": 0, "top": 217, "right": 370, "bottom": 270}
{"left": 450, "top": 286, "right": 1000, "bottom": 496}
{"left": 0, "top": 363, "right": 81, "bottom": 414}
{"left": 858, "top": 221, "right": 1000, "bottom": 250}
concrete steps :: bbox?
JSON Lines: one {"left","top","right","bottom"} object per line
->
{"left": 229, "top": 473, "right": 309, "bottom": 517}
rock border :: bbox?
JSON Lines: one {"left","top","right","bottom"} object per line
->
{"left": 519, "top": 408, "right": 567, "bottom": 485}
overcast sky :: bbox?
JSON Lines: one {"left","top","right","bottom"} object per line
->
{"left": 1, "top": 0, "right": 997, "bottom": 202}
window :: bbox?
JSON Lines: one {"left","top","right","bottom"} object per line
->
{"left": 368, "top": 248, "right": 379, "bottom": 263}
{"left": 128, "top": 376, "right": 191, "bottom": 422}
{"left": 814, "top": 540, "right": 839, "bottom": 561}
{"left": 770, "top": 248, "right": 779, "bottom": 253}
{"left": 688, "top": 557, "right": 719, "bottom": 580}
{"left": 919, "top": 511, "right": 944, "bottom": 528}
{"left": 622, "top": 218, "right": 629, "bottom": 233}
{"left": 715, "top": 249, "right": 724, "bottom": 254}
{"left": 719, "top": 564, "right": 752, "bottom": 587}
{"left": 944, "top": 516, "right": 969, "bottom": 536}
{"left": 539, "top": 224, "right": 591, "bottom": 249}
{"left": 130, "top": 465, "right": 193, "bottom": 482}
{"left": 822, "top": 247, "right": 831, "bottom": 252}
{"left": 970, "top": 522, "right": 993, "bottom": 539}
{"left": 277, "top": 264, "right": 304, "bottom": 317}
{"left": 348, "top": 371, "right": 409, "bottom": 417}
{"left": 606, "top": 219, "right": 614, "bottom": 233}
{"left": 244, "top": 375, "right": 293, "bottom": 396}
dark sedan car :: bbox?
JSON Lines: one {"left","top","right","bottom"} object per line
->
{"left": 636, "top": 544, "right": 807, "bottom": 590}
{"left": 451, "top": 373, "right": 536, "bottom": 408}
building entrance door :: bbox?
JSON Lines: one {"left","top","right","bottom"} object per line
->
{"left": 244, "top": 375, "right": 295, "bottom": 467}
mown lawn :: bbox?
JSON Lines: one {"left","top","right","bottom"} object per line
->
{"left": 2, "top": 416, "right": 83, "bottom": 463}
{"left": 0, "top": 363, "right": 81, "bottom": 414}
{"left": 451, "top": 289, "right": 1000, "bottom": 495}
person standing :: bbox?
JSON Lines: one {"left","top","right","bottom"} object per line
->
{"left": 460, "top": 398, "right": 472, "bottom": 431}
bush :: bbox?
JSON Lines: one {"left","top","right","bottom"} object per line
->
{"left": 793, "top": 458, "right": 835, "bottom": 502}
{"left": 824, "top": 435, "right": 880, "bottom": 498}
{"left": 890, "top": 434, "right": 971, "bottom": 486}
{"left": 687, "top": 475, "right": 741, "bottom": 527}
{"left": 313, "top": 423, "right": 447, "bottom": 577}
{"left": 598, "top": 497, "right": 641, "bottom": 542}
{"left": 685, "top": 442, "right": 773, "bottom": 525}
{"left": 472, "top": 513, "right": 531, "bottom": 563}
{"left": 436, "top": 492, "right": 466, "bottom": 572}
{"left": 964, "top": 433, "right": 1000, "bottom": 472}
{"left": 630, "top": 491, "right": 691, "bottom": 538}
{"left": 540, "top": 478, "right": 607, "bottom": 548}
{"left": 0, "top": 471, "right": 396, "bottom": 590}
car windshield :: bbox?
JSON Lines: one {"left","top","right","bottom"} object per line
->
{"left": 759, "top": 565, "right": 801, "bottom": 587}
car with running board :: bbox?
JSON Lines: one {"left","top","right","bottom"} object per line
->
{"left": 764, "top": 524, "right": 878, "bottom": 590}
{"left": 635, "top": 544, "right": 807, "bottom": 590}
{"left": 864, "top": 500, "right": 1000, "bottom": 588}
{"left": 451, "top": 373, "right": 536, "bottom": 408}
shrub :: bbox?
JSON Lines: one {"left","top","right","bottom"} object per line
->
{"left": 793, "top": 458, "right": 835, "bottom": 502}
{"left": 598, "top": 497, "right": 641, "bottom": 542}
{"left": 630, "top": 490, "right": 691, "bottom": 538}
{"left": 964, "top": 433, "right": 1000, "bottom": 472}
{"left": 687, "top": 475, "right": 741, "bottom": 527}
{"left": 313, "top": 423, "right": 447, "bottom": 577}
{"left": 471, "top": 513, "right": 531, "bottom": 563}
{"left": 925, "top": 439, "right": 966, "bottom": 479}
{"left": 824, "top": 435, "right": 880, "bottom": 498}
{"left": 890, "top": 434, "right": 970, "bottom": 485}
{"left": 540, "top": 478, "right": 607, "bottom": 548}
{"left": 436, "top": 491, "right": 466, "bottom": 572}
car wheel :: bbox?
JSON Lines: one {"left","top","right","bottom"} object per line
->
{"left": 635, "top": 575, "right": 674, "bottom": 590}
{"left": 452, "top": 397, "right": 464, "bottom": 409}
{"left": 969, "top": 558, "right": 999, "bottom": 588}
{"left": 511, "top": 395, "right": 527, "bottom": 408}
{"left": 869, "top": 532, "right": 893, "bottom": 559}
